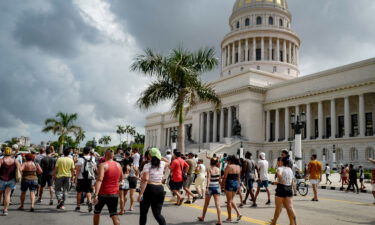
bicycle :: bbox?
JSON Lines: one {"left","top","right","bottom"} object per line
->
{"left": 295, "top": 175, "right": 308, "bottom": 196}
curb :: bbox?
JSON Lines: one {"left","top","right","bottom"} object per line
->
{"left": 319, "top": 185, "right": 372, "bottom": 194}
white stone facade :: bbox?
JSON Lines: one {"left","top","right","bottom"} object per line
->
{"left": 144, "top": 0, "right": 375, "bottom": 168}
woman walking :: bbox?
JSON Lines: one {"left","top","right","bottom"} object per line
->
{"left": 118, "top": 156, "right": 131, "bottom": 215}
{"left": 127, "top": 158, "right": 139, "bottom": 211}
{"left": 270, "top": 157, "right": 297, "bottom": 225}
{"left": 223, "top": 155, "right": 242, "bottom": 222}
{"left": 195, "top": 159, "right": 206, "bottom": 199}
{"left": 19, "top": 153, "right": 43, "bottom": 212}
{"left": 138, "top": 148, "right": 169, "bottom": 225}
{"left": 197, "top": 158, "right": 222, "bottom": 225}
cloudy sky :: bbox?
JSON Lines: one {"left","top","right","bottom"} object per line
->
{"left": 0, "top": 0, "right": 374, "bottom": 146}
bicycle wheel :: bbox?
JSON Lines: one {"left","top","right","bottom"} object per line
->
{"left": 298, "top": 182, "right": 308, "bottom": 196}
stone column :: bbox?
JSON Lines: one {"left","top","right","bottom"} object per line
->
{"left": 221, "top": 48, "right": 225, "bottom": 68}
{"left": 344, "top": 96, "right": 350, "bottom": 137}
{"left": 269, "top": 37, "right": 272, "bottom": 60}
{"left": 261, "top": 37, "right": 264, "bottom": 60}
{"left": 228, "top": 107, "right": 233, "bottom": 137}
{"left": 283, "top": 39, "right": 287, "bottom": 62}
{"left": 144, "top": 130, "right": 149, "bottom": 149}
{"left": 296, "top": 46, "right": 299, "bottom": 66}
{"left": 276, "top": 38, "right": 280, "bottom": 61}
{"left": 306, "top": 103, "right": 311, "bottom": 140}
{"left": 330, "top": 99, "right": 336, "bottom": 138}
{"left": 318, "top": 101, "right": 323, "bottom": 139}
{"left": 220, "top": 109, "right": 224, "bottom": 141}
{"left": 266, "top": 110, "right": 271, "bottom": 142}
{"left": 275, "top": 109, "right": 280, "bottom": 141}
{"left": 166, "top": 128, "right": 170, "bottom": 146}
{"left": 245, "top": 38, "right": 249, "bottom": 61}
{"left": 359, "top": 94, "right": 365, "bottom": 136}
{"left": 206, "top": 112, "right": 211, "bottom": 143}
{"left": 226, "top": 46, "right": 229, "bottom": 66}
{"left": 252, "top": 37, "right": 256, "bottom": 61}
{"left": 232, "top": 43, "right": 235, "bottom": 65}
{"left": 288, "top": 41, "right": 292, "bottom": 63}
{"left": 285, "top": 107, "right": 289, "bottom": 140}
{"left": 200, "top": 113, "right": 204, "bottom": 144}
{"left": 295, "top": 105, "right": 300, "bottom": 116}
{"left": 238, "top": 40, "right": 242, "bottom": 62}
{"left": 213, "top": 111, "right": 218, "bottom": 142}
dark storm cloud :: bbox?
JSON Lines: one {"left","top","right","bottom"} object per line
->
{"left": 13, "top": 0, "right": 103, "bottom": 57}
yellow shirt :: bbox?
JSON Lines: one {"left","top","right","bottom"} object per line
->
{"left": 308, "top": 160, "right": 322, "bottom": 180}
{"left": 56, "top": 157, "right": 75, "bottom": 178}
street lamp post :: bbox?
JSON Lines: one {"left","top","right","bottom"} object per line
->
{"left": 290, "top": 112, "right": 306, "bottom": 170}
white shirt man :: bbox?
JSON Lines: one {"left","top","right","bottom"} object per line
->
{"left": 253, "top": 152, "right": 271, "bottom": 206}
{"left": 132, "top": 152, "right": 140, "bottom": 168}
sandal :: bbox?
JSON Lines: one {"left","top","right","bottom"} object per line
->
{"left": 197, "top": 216, "right": 204, "bottom": 221}
{"left": 118, "top": 210, "right": 125, "bottom": 215}
{"left": 237, "top": 215, "right": 242, "bottom": 221}
{"left": 18, "top": 206, "right": 24, "bottom": 211}
{"left": 178, "top": 198, "right": 184, "bottom": 206}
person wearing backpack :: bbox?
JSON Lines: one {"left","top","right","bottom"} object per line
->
{"left": 74, "top": 147, "right": 97, "bottom": 212}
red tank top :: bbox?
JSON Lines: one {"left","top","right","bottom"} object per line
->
{"left": 0, "top": 159, "right": 16, "bottom": 181}
{"left": 99, "top": 161, "right": 121, "bottom": 195}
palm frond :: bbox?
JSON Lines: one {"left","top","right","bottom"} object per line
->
{"left": 137, "top": 80, "right": 178, "bottom": 109}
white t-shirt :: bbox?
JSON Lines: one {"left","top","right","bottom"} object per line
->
{"left": 132, "top": 153, "right": 140, "bottom": 168}
{"left": 165, "top": 154, "right": 172, "bottom": 163}
{"left": 198, "top": 164, "right": 206, "bottom": 176}
{"left": 142, "top": 161, "right": 166, "bottom": 183}
{"left": 325, "top": 166, "right": 330, "bottom": 175}
{"left": 277, "top": 166, "right": 293, "bottom": 186}
{"left": 257, "top": 159, "right": 269, "bottom": 181}
{"left": 76, "top": 155, "right": 97, "bottom": 179}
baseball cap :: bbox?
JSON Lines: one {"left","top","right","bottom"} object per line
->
{"left": 12, "top": 144, "right": 19, "bottom": 149}
{"left": 4, "top": 147, "right": 12, "bottom": 156}
{"left": 150, "top": 148, "right": 161, "bottom": 160}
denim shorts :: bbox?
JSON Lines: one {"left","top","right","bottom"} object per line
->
{"left": 207, "top": 186, "right": 221, "bottom": 196}
{"left": 225, "top": 179, "right": 239, "bottom": 192}
{"left": 257, "top": 180, "right": 269, "bottom": 188}
{"left": 21, "top": 179, "right": 38, "bottom": 192}
{"left": 0, "top": 179, "right": 16, "bottom": 191}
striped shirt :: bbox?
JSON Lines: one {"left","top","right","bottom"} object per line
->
{"left": 209, "top": 173, "right": 220, "bottom": 188}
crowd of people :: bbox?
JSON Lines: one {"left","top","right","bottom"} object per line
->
{"left": 0, "top": 144, "right": 374, "bottom": 225}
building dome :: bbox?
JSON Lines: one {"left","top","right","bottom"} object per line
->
{"left": 233, "top": 0, "right": 288, "bottom": 14}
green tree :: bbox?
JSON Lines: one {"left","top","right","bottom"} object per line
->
{"left": 5, "top": 138, "right": 18, "bottom": 147}
{"left": 134, "top": 133, "right": 145, "bottom": 144}
{"left": 116, "top": 125, "right": 125, "bottom": 145}
{"left": 42, "top": 112, "right": 82, "bottom": 154}
{"left": 131, "top": 46, "right": 221, "bottom": 153}
{"left": 124, "top": 125, "right": 136, "bottom": 143}
{"left": 99, "top": 136, "right": 112, "bottom": 147}
{"left": 75, "top": 129, "right": 86, "bottom": 148}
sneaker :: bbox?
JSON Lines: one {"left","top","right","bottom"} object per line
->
{"left": 2, "top": 210, "right": 8, "bottom": 216}
{"left": 37, "top": 199, "right": 42, "bottom": 204}
{"left": 184, "top": 200, "right": 192, "bottom": 204}
{"left": 75, "top": 207, "right": 80, "bottom": 212}
{"left": 49, "top": 200, "right": 53, "bottom": 205}
{"left": 57, "top": 200, "right": 64, "bottom": 209}
{"left": 265, "top": 200, "right": 271, "bottom": 205}
{"left": 30, "top": 208, "right": 34, "bottom": 212}
{"left": 192, "top": 196, "right": 198, "bottom": 203}
{"left": 88, "top": 203, "right": 93, "bottom": 213}
{"left": 60, "top": 205, "right": 65, "bottom": 210}
{"left": 251, "top": 203, "right": 257, "bottom": 207}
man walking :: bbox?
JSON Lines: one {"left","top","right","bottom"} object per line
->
{"left": 54, "top": 147, "right": 75, "bottom": 210}
{"left": 183, "top": 153, "right": 197, "bottom": 204}
{"left": 346, "top": 164, "right": 359, "bottom": 194}
{"left": 324, "top": 163, "right": 332, "bottom": 185}
{"left": 75, "top": 147, "right": 97, "bottom": 212}
{"left": 243, "top": 152, "right": 257, "bottom": 207}
{"left": 93, "top": 149, "right": 123, "bottom": 225}
{"left": 169, "top": 151, "right": 189, "bottom": 206}
{"left": 307, "top": 154, "right": 322, "bottom": 201}
{"left": 254, "top": 152, "right": 271, "bottom": 206}
{"left": 38, "top": 146, "right": 56, "bottom": 205}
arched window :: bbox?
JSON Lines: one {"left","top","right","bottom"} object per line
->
{"left": 256, "top": 16, "right": 262, "bottom": 25}
{"left": 269, "top": 17, "right": 274, "bottom": 25}
{"left": 336, "top": 148, "right": 343, "bottom": 161}
{"left": 279, "top": 19, "right": 283, "bottom": 27}
{"left": 350, "top": 148, "right": 358, "bottom": 161}
{"left": 236, "top": 21, "right": 240, "bottom": 29}
{"left": 245, "top": 18, "right": 250, "bottom": 26}
{"left": 366, "top": 147, "right": 374, "bottom": 159}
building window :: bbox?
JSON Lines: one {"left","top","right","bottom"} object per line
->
{"left": 350, "top": 148, "right": 358, "bottom": 161}
{"left": 279, "top": 19, "right": 283, "bottom": 27}
{"left": 273, "top": 66, "right": 277, "bottom": 72}
{"left": 338, "top": 116, "right": 344, "bottom": 137}
{"left": 236, "top": 21, "right": 240, "bottom": 29}
{"left": 256, "top": 16, "right": 262, "bottom": 25}
{"left": 256, "top": 48, "right": 261, "bottom": 60}
{"left": 269, "top": 17, "right": 274, "bottom": 25}
{"left": 314, "top": 119, "right": 318, "bottom": 138}
{"left": 326, "top": 117, "right": 331, "bottom": 138}
{"left": 280, "top": 51, "right": 283, "bottom": 62}
{"left": 365, "top": 112, "right": 373, "bottom": 136}
{"left": 351, "top": 114, "right": 358, "bottom": 136}
{"left": 235, "top": 53, "right": 238, "bottom": 63}
{"left": 245, "top": 18, "right": 250, "bottom": 26}
{"left": 366, "top": 147, "right": 375, "bottom": 159}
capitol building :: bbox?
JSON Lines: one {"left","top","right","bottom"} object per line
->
{"left": 144, "top": 0, "right": 375, "bottom": 168}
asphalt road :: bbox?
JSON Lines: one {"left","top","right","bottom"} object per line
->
{"left": 1, "top": 185, "right": 374, "bottom": 225}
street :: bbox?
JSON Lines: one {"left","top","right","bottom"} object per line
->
{"left": 1, "top": 185, "right": 374, "bottom": 225}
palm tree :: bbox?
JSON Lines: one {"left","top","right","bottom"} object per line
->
{"left": 134, "top": 133, "right": 145, "bottom": 144}
{"left": 124, "top": 125, "right": 135, "bottom": 143}
{"left": 99, "top": 136, "right": 112, "bottom": 147}
{"left": 116, "top": 125, "right": 125, "bottom": 145}
{"left": 75, "top": 129, "right": 86, "bottom": 148}
{"left": 42, "top": 112, "right": 82, "bottom": 154}
{"left": 128, "top": 126, "right": 136, "bottom": 143}
{"left": 131, "top": 46, "right": 221, "bottom": 153}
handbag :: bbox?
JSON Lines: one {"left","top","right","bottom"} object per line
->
{"left": 15, "top": 166, "right": 22, "bottom": 183}
{"left": 180, "top": 161, "right": 188, "bottom": 181}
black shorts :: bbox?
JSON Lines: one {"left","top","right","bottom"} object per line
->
{"left": 76, "top": 179, "right": 94, "bottom": 193}
{"left": 41, "top": 174, "right": 53, "bottom": 187}
{"left": 169, "top": 180, "right": 183, "bottom": 191}
{"left": 94, "top": 195, "right": 119, "bottom": 217}
{"left": 128, "top": 177, "right": 137, "bottom": 189}
{"left": 275, "top": 184, "right": 293, "bottom": 198}
{"left": 359, "top": 178, "right": 364, "bottom": 182}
